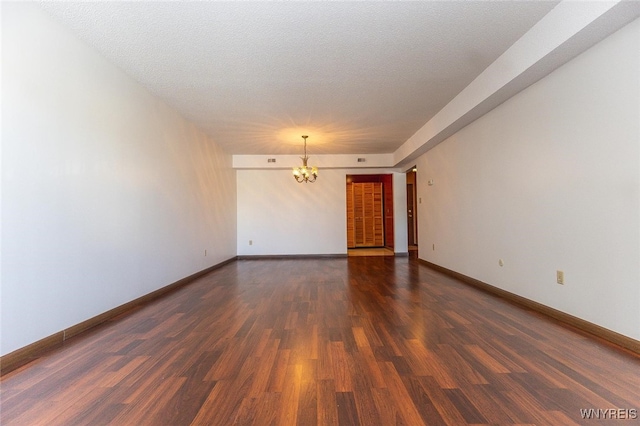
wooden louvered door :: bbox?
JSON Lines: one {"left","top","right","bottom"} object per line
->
{"left": 347, "top": 182, "right": 383, "bottom": 248}
{"left": 372, "top": 183, "right": 384, "bottom": 245}
{"left": 346, "top": 183, "right": 355, "bottom": 248}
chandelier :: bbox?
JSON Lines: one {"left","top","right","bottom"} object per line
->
{"left": 292, "top": 135, "right": 318, "bottom": 183}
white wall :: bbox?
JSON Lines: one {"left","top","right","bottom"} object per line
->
{"left": 416, "top": 18, "right": 640, "bottom": 340}
{"left": 237, "top": 169, "right": 407, "bottom": 256}
{"left": 1, "top": 3, "right": 237, "bottom": 356}
{"left": 393, "top": 173, "right": 409, "bottom": 251}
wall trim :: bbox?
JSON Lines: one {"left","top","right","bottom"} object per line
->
{"left": 418, "top": 259, "right": 640, "bottom": 355}
{"left": 237, "top": 254, "right": 348, "bottom": 260}
{"left": 0, "top": 256, "right": 237, "bottom": 376}
{"left": 237, "top": 253, "right": 409, "bottom": 260}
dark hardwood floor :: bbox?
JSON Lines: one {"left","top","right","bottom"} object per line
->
{"left": 2, "top": 257, "right": 639, "bottom": 425}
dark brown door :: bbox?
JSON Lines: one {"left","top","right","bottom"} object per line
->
{"left": 407, "top": 183, "right": 416, "bottom": 246}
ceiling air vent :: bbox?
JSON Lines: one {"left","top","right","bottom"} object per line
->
{"left": 267, "top": 158, "right": 276, "bottom": 163}
{"left": 357, "top": 158, "right": 366, "bottom": 163}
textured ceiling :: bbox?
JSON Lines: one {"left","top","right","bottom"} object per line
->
{"left": 41, "top": 1, "right": 561, "bottom": 155}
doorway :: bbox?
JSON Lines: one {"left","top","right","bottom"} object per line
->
{"left": 406, "top": 167, "right": 418, "bottom": 257}
{"left": 346, "top": 174, "right": 394, "bottom": 256}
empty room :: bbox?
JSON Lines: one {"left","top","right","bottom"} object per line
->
{"left": 2, "top": 1, "right": 639, "bottom": 425}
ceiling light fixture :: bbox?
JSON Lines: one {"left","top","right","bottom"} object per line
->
{"left": 292, "top": 135, "right": 318, "bottom": 183}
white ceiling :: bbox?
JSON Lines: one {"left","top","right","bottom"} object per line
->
{"left": 39, "top": 1, "right": 636, "bottom": 160}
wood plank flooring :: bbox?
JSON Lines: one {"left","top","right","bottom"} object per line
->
{"left": 2, "top": 257, "right": 639, "bottom": 425}
{"left": 347, "top": 248, "right": 394, "bottom": 257}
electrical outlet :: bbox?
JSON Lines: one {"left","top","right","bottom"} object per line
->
{"left": 249, "top": 240, "right": 253, "bottom": 246}
{"left": 557, "top": 270, "right": 564, "bottom": 285}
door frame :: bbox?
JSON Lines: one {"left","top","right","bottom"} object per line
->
{"left": 346, "top": 174, "right": 394, "bottom": 250}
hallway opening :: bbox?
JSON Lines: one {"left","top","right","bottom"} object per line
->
{"left": 346, "top": 174, "right": 394, "bottom": 256}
